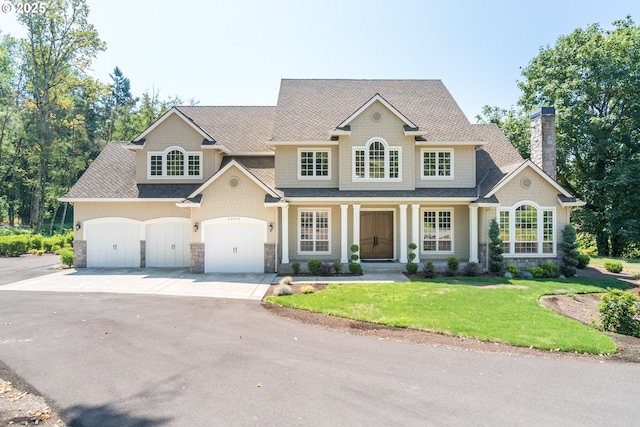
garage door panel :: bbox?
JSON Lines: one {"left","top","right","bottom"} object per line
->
{"left": 146, "top": 221, "right": 190, "bottom": 268}
{"left": 205, "top": 220, "right": 265, "bottom": 273}
{"left": 86, "top": 221, "right": 141, "bottom": 268}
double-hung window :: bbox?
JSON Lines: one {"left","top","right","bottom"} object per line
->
{"left": 299, "top": 149, "right": 330, "bottom": 179}
{"left": 422, "top": 149, "right": 453, "bottom": 179}
{"left": 499, "top": 202, "right": 555, "bottom": 255}
{"left": 353, "top": 138, "right": 401, "bottom": 181}
{"left": 422, "top": 209, "right": 453, "bottom": 253}
{"left": 298, "top": 209, "right": 330, "bottom": 254}
{"left": 147, "top": 147, "right": 202, "bottom": 179}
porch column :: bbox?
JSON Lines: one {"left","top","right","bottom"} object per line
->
{"left": 340, "top": 204, "right": 349, "bottom": 263}
{"left": 352, "top": 204, "right": 360, "bottom": 262}
{"left": 281, "top": 204, "right": 289, "bottom": 264}
{"left": 411, "top": 204, "right": 420, "bottom": 264}
{"left": 469, "top": 205, "right": 479, "bottom": 263}
{"left": 399, "top": 204, "right": 408, "bottom": 263}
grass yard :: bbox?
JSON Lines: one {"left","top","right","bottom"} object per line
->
{"left": 589, "top": 256, "right": 640, "bottom": 276}
{"left": 267, "top": 277, "right": 629, "bottom": 354}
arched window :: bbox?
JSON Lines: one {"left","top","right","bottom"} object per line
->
{"left": 499, "top": 202, "right": 555, "bottom": 255}
{"left": 166, "top": 150, "right": 184, "bottom": 176}
{"left": 353, "top": 138, "right": 401, "bottom": 181}
{"left": 147, "top": 146, "right": 202, "bottom": 179}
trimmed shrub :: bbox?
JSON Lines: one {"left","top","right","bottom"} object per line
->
{"left": 423, "top": 261, "right": 435, "bottom": 279}
{"left": 318, "top": 262, "right": 332, "bottom": 276}
{"left": 506, "top": 264, "right": 520, "bottom": 277}
{"left": 447, "top": 256, "right": 459, "bottom": 274}
{"left": 560, "top": 224, "right": 579, "bottom": 277}
{"left": 301, "top": 285, "right": 315, "bottom": 294}
{"left": 406, "top": 262, "right": 419, "bottom": 274}
{"left": 526, "top": 266, "right": 544, "bottom": 278}
{"left": 576, "top": 254, "right": 591, "bottom": 269}
{"left": 274, "top": 283, "right": 292, "bottom": 296}
{"left": 59, "top": 249, "right": 74, "bottom": 267}
{"left": 540, "top": 262, "right": 559, "bottom": 278}
{"left": 488, "top": 218, "right": 504, "bottom": 273}
{"left": 604, "top": 261, "right": 623, "bottom": 274}
{"left": 464, "top": 262, "right": 479, "bottom": 276}
{"left": 30, "top": 234, "right": 44, "bottom": 250}
{"left": 348, "top": 262, "right": 362, "bottom": 274}
{"left": 597, "top": 288, "right": 640, "bottom": 337}
{"left": 307, "top": 259, "right": 322, "bottom": 275}
{"left": 51, "top": 244, "right": 61, "bottom": 253}
{"left": 291, "top": 262, "right": 301, "bottom": 274}
{"left": 333, "top": 260, "right": 343, "bottom": 274}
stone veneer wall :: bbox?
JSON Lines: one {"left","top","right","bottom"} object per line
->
{"left": 264, "top": 243, "right": 276, "bottom": 273}
{"left": 74, "top": 240, "right": 87, "bottom": 268}
{"left": 140, "top": 240, "right": 146, "bottom": 268}
{"left": 190, "top": 242, "right": 205, "bottom": 273}
{"left": 530, "top": 107, "right": 556, "bottom": 180}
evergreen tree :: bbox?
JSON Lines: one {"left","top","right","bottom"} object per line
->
{"left": 489, "top": 218, "right": 505, "bottom": 273}
{"left": 560, "top": 224, "right": 579, "bottom": 277}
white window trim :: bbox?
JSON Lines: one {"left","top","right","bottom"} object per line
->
{"left": 352, "top": 137, "right": 402, "bottom": 182}
{"left": 147, "top": 146, "right": 202, "bottom": 179}
{"left": 498, "top": 201, "right": 556, "bottom": 257}
{"left": 297, "top": 148, "right": 331, "bottom": 180}
{"left": 421, "top": 148, "right": 454, "bottom": 180}
{"left": 297, "top": 208, "right": 331, "bottom": 255}
{"left": 420, "top": 208, "right": 455, "bottom": 254}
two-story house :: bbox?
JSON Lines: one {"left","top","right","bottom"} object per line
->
{"left": 61, "top": 79, "right": 584, "bottom": 273}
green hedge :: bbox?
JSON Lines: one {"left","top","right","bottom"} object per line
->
{"left": 0, "top": 231, "right": 74, "bottom": 257}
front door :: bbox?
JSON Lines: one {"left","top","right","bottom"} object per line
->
{"left": 360, "top": 211, "right": 394, "bottom": 259}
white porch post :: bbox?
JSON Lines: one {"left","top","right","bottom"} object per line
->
{"left": 352, "top": 204, "right": 360, "bottom": 262}
{"left": 399, "top": 204, "right": 408, "bottom": 263}
{"left": 469, "top": 205, "right": 479, "bottom": 263}
{"left": 281, "top": 204, "right": 289, "bottom": 264}
{"left": 411, "top": 204, "right": 420, "bottom": 264}
{"left": 340, "top": 204, "right": 349, "bottom": 263}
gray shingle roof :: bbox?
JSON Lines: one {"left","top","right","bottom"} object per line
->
{"left": 271, "top": 79, "right": 479, "bottom": 142}
{"left": 277, "top": 188, "right": 478, "bottom": 199}
{"left": 175, "top": 106, "right": 275, "bottom": 153}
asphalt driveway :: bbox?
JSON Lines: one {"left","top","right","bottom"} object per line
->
{"left": 1, "top": 291, "right": 640, "bottom": 426}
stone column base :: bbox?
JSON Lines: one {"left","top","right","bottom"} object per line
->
{"left": 74, "top": 240, "right": 87, "bottom": 268}
{"left": 190, "top": 242, "right": 205, "bottom": 273}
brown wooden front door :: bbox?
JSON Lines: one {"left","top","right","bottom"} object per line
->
{"left": 360, "top": 211, "right": 394, "bottom": 259}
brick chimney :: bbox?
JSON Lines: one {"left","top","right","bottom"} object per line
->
{"left": 530, "top": 107, "right": 556, "bottom": 180}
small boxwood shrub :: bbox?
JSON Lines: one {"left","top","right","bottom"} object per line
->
{"left": 423, "top": 261, "right": 435, "bottom": 279}
{"left": 59, "top": 249, "right": 74, "bottom": 267}
{"left": 464, "top": 262, "right": 479, "bottom": 276}
{"left": 604, "top": 261, "right": 623, "bottom": 274}
{"left": 307, "top": 259, "right": 322, "bottom": 275}
{"left": 447, "top": 256, "right": 459, "bottom": 274}
{"left": 540, "top": 262, "right": 559, "bottom": 278}
{"left": 506, "top": 264, "right": 520, "bottom": 277}
{"left": 333, "top": 260, "right": 343, "bottom": 273}
{"left": 291, "top": 262, "right": 301, "bottom": 274}
{"left": 406, "top": 262, "right": 419, "bottom": 274}
{"left": 597, "top": 288, "right": 640, "bottom": 337}
{"left": 318, "top": 262, "right": 332, "bottom": 276}
{"left": 526, "top": 266, "right": 544, "bottom": 278}
{"left": 348, "top": 262, "right": 362, "bottom": 274}
{"left": 30, "top": 234, "right": 44, "bottom": 250}
{"left": 576, "top": 254, "right": 591, "bottom": 269}
{"left": 300, "top": 285, "right": 315, "bottom": 294}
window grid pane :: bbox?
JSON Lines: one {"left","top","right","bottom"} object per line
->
{"left": 150, "top": 155, "right": 162, "bottom": 176}
{"left": 438, "top": 152, "right": 451, "bottom": 176}
{"left": 438, "top": 211, "right": 452, "bottom": 251}
{"left": 300, "top": 152, "right": 313, "bottom": 176}
{"left": 423, "top": 152, "right": 436, "bottom": 176}
{"left": 543, "top": 210, "right": 554, "bottom": 253}
{"left": 515, "top": 205, "right": 538, "bottom": 254}
{"left": 300, "top": 211, "right": 329, "bottom": 253}
{"left": 368, "top": 141, "right": 385, "bottom": 178}
{"left": 423, "top": 211, "right": 436, "bottom": 251}
{"left": 355, "top": 150, "right": 365, "bottom": 178}
{"left": 423, "top": 211, "right": 452, "bottom": 252}
{"left": 499, "top": 211, "right": 510, "bottom": 254}
{"left": 166, "top": 150, "right": 184, "bottom": 176}
{"left": 389, "top": 150, "right": 399, "bottom": 178}
{"left": 316, "top": 151, "right": 329, "bottom": 177}
{"left": 188, "top": 155, "right": 200, "bottom": 176}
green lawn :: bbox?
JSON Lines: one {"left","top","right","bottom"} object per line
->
{"left": 267, "top": 277, "right": 630, "bottom": 354}
{"left": 589, "top": 256, "right": 640, "bottom": 276}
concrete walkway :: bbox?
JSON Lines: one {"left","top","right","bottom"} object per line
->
{"left": 0, "top": 268, "right": 275, "bottom": 300}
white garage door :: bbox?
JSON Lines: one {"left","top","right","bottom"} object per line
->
{"left": 204, "top": 218, "right": 266, "bottom": 273}
{"left": 86, "top": 220, "right": 141, "bottom": 268}
{"left": 146, "top": 220, "right": 190, "bottom": 268}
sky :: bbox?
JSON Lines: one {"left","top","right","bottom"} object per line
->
{"left": 0, "top": 0, "right": 637, "bottom": 121}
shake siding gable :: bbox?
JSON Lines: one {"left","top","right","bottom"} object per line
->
{"left": 415, "top": 145, "right": 476, "bottom": 188}
{"left": 494, "top": 165, "right": 560, "bottom": 207}
{"left": 136, "top": 114, "right": 216, "bottom": 183}
{"left": 275, "top": 145, "right": 339, "bottom": 188}
{"left": 338, "top": 100, "right": 414, "bottom": 191}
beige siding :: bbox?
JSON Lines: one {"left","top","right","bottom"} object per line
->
{"left": 286, "top": 204, "right": 342, "bottom": 261}
{"left": 73, "top": 201, "right": 189, "bottom": 240}
{"left": 417, "top": 204, "right": 470, "bottom": 261}
{"left": 192, "top": 165, "right": 277, "bottom": 244}
{"left": 338, "top": 101, "right": 415, "bottom": 191}
{"left": 136, "top": 113, "right": 218, "bottom": 183}
{"left": 275, "top": 145, "right": 339, "bottom": 188}
{"left": 414, "top": 145, "right": 475, "bottom": 188}
{"left": 494, "top": 166, "right": 559, "bottom": 206}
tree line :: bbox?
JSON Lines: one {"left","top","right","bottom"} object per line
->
{"left": 0, "top": 0, "right": 189, "bottom": 233}
{"left": 478, "top": 16, "right": 640, "bottom": 258}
